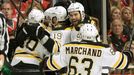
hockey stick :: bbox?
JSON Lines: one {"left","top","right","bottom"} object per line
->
{"left": 26, "top": 0, "right": 34, "bottom": 16}
{"left": 9, "top": 0, "right": 23, "bottom": 39}
{"left": 9, "top": 0, "right": 25, "bottom": 20}
{"left": 128, "top": 26, "right": 134, "bottom": 51}
{"left": 123, "top": 25, "right": 134, "bottom": 51}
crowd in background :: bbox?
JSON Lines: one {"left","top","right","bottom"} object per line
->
{"left": 0, "top": 0, "right": 134, "bottom": 75}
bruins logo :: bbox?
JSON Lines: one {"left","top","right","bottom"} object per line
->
{"left": 110, "top": 48, "right": 115, "bottom": 55}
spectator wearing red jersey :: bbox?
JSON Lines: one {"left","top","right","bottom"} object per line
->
{"left": 40, "top": 0, "right": 52, "bottom": 10}
{"left": 11, "top": 0, "right": 29, "bottom": 20}
{"left": 28, "top": 0, "right": 52, "bottom": 10}
{"left": 110, "top": 0, "right": 133, "bottom": 8}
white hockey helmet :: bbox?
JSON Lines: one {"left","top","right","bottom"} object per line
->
{"left": 44, "top": 7, "right": 53, "bottom": 21}
{"left": 44, "top": 6, "right": 67, "bottom": 22}
{"left": 67, "top": 2, "right": 85, "bottom": 20}
{"left": 52, "top": 6, "right": 67, "bottom": 22}
{"left": 28, "top": 9, "right": 44, "bottom": 23}
{"left": 80, "top": 23, "right": 99, "bottom": 42}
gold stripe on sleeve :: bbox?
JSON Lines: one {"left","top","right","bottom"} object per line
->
{"left": 47, "top": 57, "right": 56, "bottom": 71}
{"left": 52, "top": 58, "right": 62, "bottom": 70}
{"left": 118, "top": 54, "right": 127, "bottom": 69}
{"left": 113, "top": 53, "right": 122, "bottom": 68}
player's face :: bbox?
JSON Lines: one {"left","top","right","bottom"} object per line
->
{"left": 52, "top": 16, "right": 58, "bottom": 25}
{"left": 68, "top": 11, "right": 81, "bottom": 26}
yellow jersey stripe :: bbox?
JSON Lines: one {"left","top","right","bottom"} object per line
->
{"left": 15, "top": 49, "right": 26, "bottom": 53}
{"left": 15, "top": 54, "right": 42, "bottom": 61}
{"left": 47, "top": 57, "right": 57, "bottom": 71}
{"left": 65, "top": 26, "right": 76, "bottom": 30}
{"left": 64, "top": 44, "right": 104, "bottom": 49}
{"left": 113, "top": 53, "right": 122, "bottom": 68}
{"left": 52, "top": 58, "right": 62, "bottom": 69}
{"left": 65, "top": 27, "right": 72, "bottom": 30}
{"left": 53, "top": 41, "right": 59, "bottom": 53}
{"left": 118, "top": 54, "right": 127, "bottom": 69}
{"left": 61, "top": 73, "right": 67, "bottom": 75}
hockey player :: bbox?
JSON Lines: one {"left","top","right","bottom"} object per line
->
{"left": 41, "top": 24, "right": 134, "bottom": 75}
{"left": 44, "top": 6, "right": 68, "bottom": 30}
{"left": 65, "top": 2, "right": 100, "bottom": 42}
{"left": 44, "top": 6, "right": 71, "bottom": 46}
{"left": 11, "top": 9, "right": 60, "bottom": 75}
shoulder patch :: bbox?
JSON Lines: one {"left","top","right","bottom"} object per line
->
{"left": 110, "top": 48, "right": 116, "bottom": 55}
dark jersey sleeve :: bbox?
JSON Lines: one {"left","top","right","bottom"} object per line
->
{"left": 18, "top": 23, "right": 59, "bottom": 53}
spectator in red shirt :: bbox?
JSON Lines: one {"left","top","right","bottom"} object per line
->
{"left": 28, "top": 0, "right": 52, "bottom": 10}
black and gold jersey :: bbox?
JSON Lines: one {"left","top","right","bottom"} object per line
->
{"left": 11, "top": 23, "right": 60, "bottom": 66}
{"left": 65, "top": 15, "right": 99, "bottom": 31}
{"left": 46, "top": 40, "right": 133, "bottom": 75}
